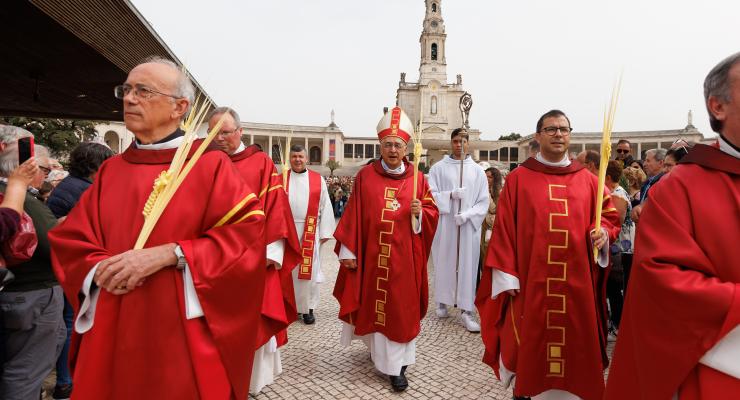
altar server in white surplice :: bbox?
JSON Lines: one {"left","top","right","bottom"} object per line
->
{"left": 285, "top": 144, "right": 335, "bottom": 325}
{"left": 428, "top": 127, "right": 489, "bottom": 332}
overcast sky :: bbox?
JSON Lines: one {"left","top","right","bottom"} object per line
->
{"left": 131, "top": 0, "right": 738, "bottom": 139}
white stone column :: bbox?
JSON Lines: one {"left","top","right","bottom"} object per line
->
{"left": 250, "top": 134, "right": 254, "bottom": 145}
{"left": 637, "top": 142, "right": 642, "bottom": 160}
{"left": 268, "top": 135, "right": 273, "bottom": 161}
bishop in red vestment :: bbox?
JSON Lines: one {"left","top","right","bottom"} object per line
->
{"left": 48, "top": 60, "right": 267, "bottom": 400}
{"left": 476, "top": 110, "right": 620, "bottom": 400}
{"left": 333, "top": 107, "right": 438, "bottom": 392}
{"left": 605, "top": 54, "right": 740, "bottom": 400}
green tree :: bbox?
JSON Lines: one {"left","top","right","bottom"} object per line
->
{"left": 325, "top": 159, "right": 341, "bottom": 176}
{"left": 0, "top": 116, "right": 97, "bottom": 157}
{"left": 498, "top": 132, "right": 522, "bottom": 141}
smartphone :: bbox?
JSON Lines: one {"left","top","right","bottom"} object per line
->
{"left": 18, "top": 137, "right": 34, "bottom": 164}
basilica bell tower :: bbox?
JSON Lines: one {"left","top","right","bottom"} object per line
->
{"left": 419, "top": 0, "right": 447, "bottom": 85}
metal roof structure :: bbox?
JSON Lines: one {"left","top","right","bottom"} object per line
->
{"left": 0, "top": 0, "right": 212, "bottom": 121}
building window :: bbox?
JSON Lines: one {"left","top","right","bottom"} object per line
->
{"left": 309, "top": 146, "right": 321, "bottom": 164}
{"left": 271, "top": 144, "right": 281, "bottom": 163}
{"left": 479, "top": 150, "right": 488, "bottom": 161}
{"left": 431, "top": 43, "right": 438, "bottom": 61}
{"left": 354, "top": 144, "right": 363, "bottom": 158}
{"left": 344, "top": 143, "right": 353, "bottom": 158}
{"left": 431, "top": 95, "right": 438, "bottom": 114}
{"left": 375, "top": 144, "right": 380, "bottom": 158}
{"left": 509, "top": 147, "right": 519, "bottom": 161}
{"left": 432, "top": 3, "right": 437, "bottom": 12}
{"left": 490, "top": 149, "right": 499, "bottom": 161}
{"left": 364, "top": 144, "right": 374, "bottom": 159}
{"left": 500, "top": 147, "right": 509, "bottom": 162}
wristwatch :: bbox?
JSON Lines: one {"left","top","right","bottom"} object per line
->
{"left": 174, "top": 245, "right": 187, "bottom": 270}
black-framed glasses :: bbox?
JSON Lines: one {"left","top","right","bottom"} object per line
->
{"left": 616, "top": 149, "right": 630, "bottom": 154}
{"left": 541, "top": 126, "right": 573, "bottom": 136}
{"left": 114, "top": 84, "right": 181, "bottom": 100}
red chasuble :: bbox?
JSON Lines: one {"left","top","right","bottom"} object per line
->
{"left": 230, "top": 145, "right": 301, "bottom": 349}
{"left": 49, "top": 140, "right": 266, "bottom": 400}
{"left": 476, "top": 158, "right": 620, "bottom": 400}
{"left": 284, "top": 169, "right": 321, "bottom": 280}
{"left": 333, "top": 160, "right": 439, "bottom": 343}
{"left": 605, "top": 144, "right": 740, "bottom": 400}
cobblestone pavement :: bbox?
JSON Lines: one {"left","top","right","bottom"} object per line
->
{"left": 255, "top": 239, "right": 512, "bottom": 400}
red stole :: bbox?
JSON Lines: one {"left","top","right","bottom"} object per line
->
{"left": 285, "top": 169, "right": 322, "bottom": 280}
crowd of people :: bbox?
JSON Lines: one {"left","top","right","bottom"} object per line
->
{"left": 0, "top": 51, "right": 736, "bottom": 400}
{"left": 325, "top": 176, "right": 353, "bottom": 218}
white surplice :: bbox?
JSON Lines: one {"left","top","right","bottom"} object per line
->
{"left": 288, "top": 169, "right": 335, "bottom": 314}
{"left": 428, "top": 155, "right": 489, "bottom": 312}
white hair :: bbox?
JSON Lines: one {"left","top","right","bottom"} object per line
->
{"left": 0, "top": 125, "right": 32, "bottom": 145}
{"left": 207, "top": 106, "right": 241, "bottom": 126}
{"left": 139, "top": 55, "right": 196, "bottom": 114}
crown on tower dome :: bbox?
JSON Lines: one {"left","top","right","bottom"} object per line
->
{"left": 376, "top": 106, "right": 413, "bottom": 143}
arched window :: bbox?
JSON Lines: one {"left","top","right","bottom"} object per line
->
{"left": 431, "top": 43, "right": 438, "bottom": 61}
{"left": 104, "top": 131, "right": 120, "bottom": 153}
{"left": 431, "top": 96, "right": 438, "bottom": 115}
{"left": 432, "top": 3, "right": 437, "bottom": 12}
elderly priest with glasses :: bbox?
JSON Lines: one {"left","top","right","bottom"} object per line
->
{"left": 48, "top": 57, "right": 268, "bottom": 400}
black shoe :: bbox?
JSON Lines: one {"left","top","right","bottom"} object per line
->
{"left": 389, "top": 374, "right": 408, "bottom": 392}
{"left": 302, "top": 309, "right": 315, "bottom": 325}
{"left": 513, "top": 396, "right": 531, "bottom": 400}
{"left": 401, "top": 365, "right": 407, "bottom": 376}
{"left": 53, "top": 384, "right": 73, "bottom": 400}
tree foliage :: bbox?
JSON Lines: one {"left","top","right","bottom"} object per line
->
{"left": 498, "top": 132, "right": 522, "bottom": 141}
{"left": 0, "top": 116, "right": 97, "bottom": 157}
{"left": 325, "top": 159, "right": 341, "bottom": 176}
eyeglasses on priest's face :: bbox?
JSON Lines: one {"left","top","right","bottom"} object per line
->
{"left": 382, "top": 141, "right": 406, "bottom": 150}
{"left": 541, "top": 126, "right": 573, "bottom": 136}
{"left": 114, "top": 84, "right": 181, "bottom": 101}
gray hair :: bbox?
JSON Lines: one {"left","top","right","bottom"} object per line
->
{"left": 645, "top": 148, "right": 667, "bottom": 161}
{"left": 140, "top": 55, "right": 196, "bottom": 114}
{"left": 290, "top": 144, "right": 306, "bottom": 154}
{"left": 207, "top": 106, "right": 241, "bottom": 126}
{"left": 0, "top": 125, "right": 32, "bottom": 145}
{"left": 0, "top": 141, "right": 18, "bottom": 177}
{"left": 34, "top": 144, "right": 50, "bottom": 160}
{"left": 703, "top": 51, "right": 740, "bottom": 133}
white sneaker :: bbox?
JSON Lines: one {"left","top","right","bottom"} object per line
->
{"left": 461, "top": 312, "right": 481, "bottom": 332}
{"left": 435, "top": 304, "right": 449, "bottom": 318}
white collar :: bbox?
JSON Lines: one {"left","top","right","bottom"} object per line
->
{"left": 381, "top": 159, "right": 405, "bottom": 175}
{"left": 536, "top": 152, "right": 571, "bottom": 167}
{"left": 231, "top": 142, "right": 247, "bottom": 155}
{"left": 719, "top": 136, "right": 740, "bottom": 159}
{"left": 136, "top": 135, "right": 184, "bottom": 150}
